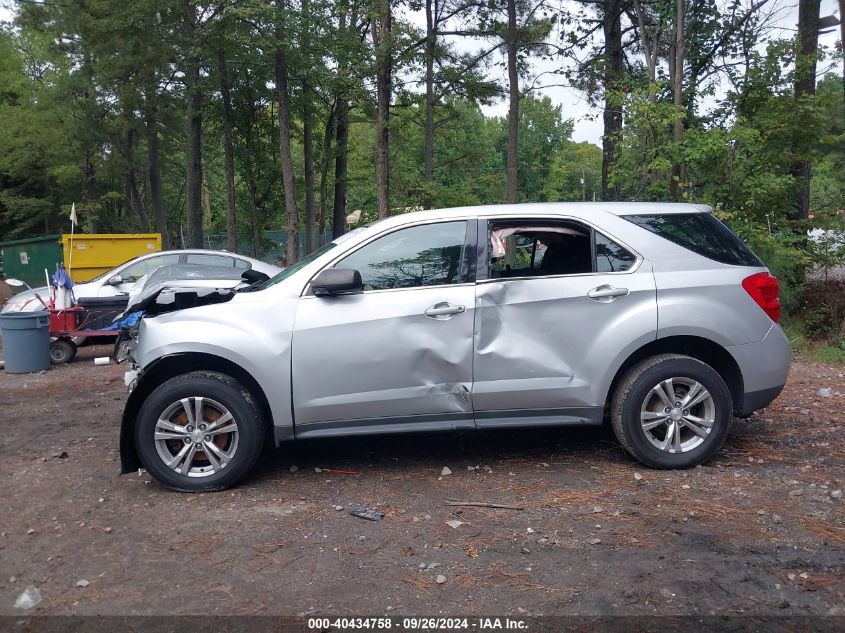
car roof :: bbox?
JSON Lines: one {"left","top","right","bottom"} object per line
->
{"left": 362, "top": 202, "right": 712, "bottom": 233}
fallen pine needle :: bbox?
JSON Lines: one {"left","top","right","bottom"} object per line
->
{"left": 445, "top": 499, "right": 524, "bottom": 510}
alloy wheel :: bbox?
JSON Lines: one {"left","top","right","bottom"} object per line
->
{"left": 154, "top": 397, "right": 239, "bottom": 478}
{"left": 640, "top": 377, "right": 715, "bottom": 454}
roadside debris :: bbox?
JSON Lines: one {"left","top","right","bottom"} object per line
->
{"left": 589, "top": 538, "right": 602, "bottom": 545}
{"left": 446, "top": 520, "right": 465, "bottom": 529}
{"left": 320, "top": 468, "right": 360, "bottom": 475}
{"left": 350, "top": 507, "right": 384, "bottom": 522}
{"left": 53, "top": 451, "right": 68, "bottom": 459}
{"left": 441, "top": 467, "right": 452, "bottom": 476}
{"left": 832, "top": 490, "right": 842, "bottom": 499}
{"left": 445, "top": 499, "right": 523, "bottom": 511}
{"left": 76, "top": 579, "right": 89, "bottom": 588}
{"left": 14, "top": 586, "right": 41, "bottom": 610}
{"left": 816, "top": 388, "right": 835, "bottom": 398}
{"left": 435, "top": 574, "right": 447, "bottom": 584}
{"left": 289, "top": 465, "right": 298, "bottom": 473}
{"left": 634, "top": 472, "right": 644, "bottom": 481}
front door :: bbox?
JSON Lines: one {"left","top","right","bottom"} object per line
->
{"left": 291, "top": 220, "right": 477, "bottom": 437}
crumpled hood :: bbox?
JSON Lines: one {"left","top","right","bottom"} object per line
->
{"left": 119, "top": 265, "right": 268, "bottom": 318}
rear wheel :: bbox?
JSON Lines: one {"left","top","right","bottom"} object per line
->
{"left": 50, "top": 339, "right": 77, "bottom": 364}
{"left": 135, "top": 371, "right": 266, "bottom": 491}
{"left": 611, "top": 354, "right": 732, "bottom": 469}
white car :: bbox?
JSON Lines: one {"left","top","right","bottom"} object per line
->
{"left": 1, "top": 250, "right": 281, "bottom": 313}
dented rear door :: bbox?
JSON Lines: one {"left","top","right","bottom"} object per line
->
{"left": 472, "top": 219, "right": 657, "bottom": 427}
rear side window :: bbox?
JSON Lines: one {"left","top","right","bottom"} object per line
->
{"left": 595, "top": 232, "right": 637, "bottom": 272}
{"left": 624, "top": 213, "right": 763, "bottom": 267}
{"left": 488, "top": 221, "right": 637, "bottom": 278}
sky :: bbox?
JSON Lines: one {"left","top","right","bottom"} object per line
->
{"left": 404, "top": 0, "right": 843, "bottom": 145}
{"left": 0, "top": 0, "right": 841, "bottom": 146}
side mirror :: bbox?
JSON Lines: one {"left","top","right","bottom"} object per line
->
{"left": 107, "top": 274, "right": 124, "bottom": 286}
{"left": 310, "top": 268, "right": 363, "bottom": 296}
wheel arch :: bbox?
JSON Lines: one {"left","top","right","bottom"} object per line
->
{"left": 604, "top": 335, "right": 744, "bottom": 418}
{"left": 119, "top": 353, "right": 273, "bottom": 474}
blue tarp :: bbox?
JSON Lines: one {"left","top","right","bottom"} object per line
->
{"left": 98, "top": 310, "right": 143, "bottom": 331}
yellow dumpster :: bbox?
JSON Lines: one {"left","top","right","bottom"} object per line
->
{"left": 61, "top": 233, "right": 162, "bottom": 282}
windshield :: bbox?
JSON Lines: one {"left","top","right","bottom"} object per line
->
{"left": 83, "top": 256, "right": 139, "bottom": 283}
{"left": 255, "top": 242, "right": 338, "bottom": 290}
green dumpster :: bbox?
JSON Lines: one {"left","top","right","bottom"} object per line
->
{"left": 0, "top": 235, "right": 62, "bottom": 290}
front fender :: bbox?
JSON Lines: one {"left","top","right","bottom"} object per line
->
{"left": 135, "top": 297, "right": 296, "bottom": 430}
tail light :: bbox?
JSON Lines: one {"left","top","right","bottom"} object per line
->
{"left": 742, "top": 272, "right": 781, "bottom": 322}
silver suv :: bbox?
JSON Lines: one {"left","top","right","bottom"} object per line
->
{"left": 119, "top": 203, "right": 790, "bottom": 491}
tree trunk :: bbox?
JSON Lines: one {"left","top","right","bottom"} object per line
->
{"left": 244, "top": 109, "right": 262, "bottom": 257}
{"left": 144, "top": 90, "right": 169, "bottom": 248}
{"left": 841, "top": 0, "right": 845, "bottom": 116}
{"left": 601, "top": 0, "right": 623, "bottom": 202}
{"left": 372, "top": 0, "right": 392, "bottom": 218}
{"left": 333, "top": 97, "right": 349, "bottom": 239}
{"left": 302, "top": 0, "right": 316, "bottom": 254}
{"left": 423, "top": 0, "right": 436, "bottom": 209}
{"left": 184, "top": 1, "right": 203, "bottom": 248}
{"left": 669, "top": 0, "right": 685, "bottom": 201}
{"left": 274, "top": 1, "right": 299, "bottom": 265}
{"left": 505, "top": 0, "right": 519, "bottom": 204}
{"left": 124, "top": 124, "right": 149, "bottom": 229}
{"left": 84, "top": 149, "right": 98, "bottom": 233}
{"left": 319, "top": 102, "right": 337, "bottom": 244}
{"left": 790, "top": 0, "right": 821, "bottom": 220}
{"left": 248, "top": 181, "right": 261, "bottom": 258}
{"left": 303, "top": 88, "right": 316, "bottom": 254}
{"left": 218, "top": 49, "right": 238, "bottom": 253}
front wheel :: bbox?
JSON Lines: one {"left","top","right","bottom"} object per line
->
{"left": 135, "top": 371, "right": 266, "bottom": 491}
{"left": 610, "top": 354, "right": 732, "bottom": 469}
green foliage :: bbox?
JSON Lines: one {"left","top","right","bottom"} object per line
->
{"left": 729, "top": 225, "right": 809, "bottom": 316}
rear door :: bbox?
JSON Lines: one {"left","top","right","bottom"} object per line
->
{"left": 472, "top": 217, "right": 657, "bottom": 427}
{"left": 291, "top": 219, "right": 478, "bottom": 436}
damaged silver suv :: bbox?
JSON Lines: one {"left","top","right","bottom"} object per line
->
{"left": 120, "top": 203, "right": 790, "bottom": 491}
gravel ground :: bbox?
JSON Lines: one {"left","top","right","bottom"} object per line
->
{"left": 0, "top": 344, "right": 843, "bottom": 617}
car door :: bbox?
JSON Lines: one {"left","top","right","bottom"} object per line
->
{"left": 472, "top": 217, "right": 657, "bottom": 428}
{"left": 291, "top": 219, "right": 477, "bottom": 437}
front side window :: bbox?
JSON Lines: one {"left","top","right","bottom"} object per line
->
{"left": 336, "top": 221, "right": 468, "bottom": 291}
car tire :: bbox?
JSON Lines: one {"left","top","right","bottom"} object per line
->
{"left": 135, "top": 371, "right": 266, "bottom": 492}
{"left": 610, "top": 354, "right": 732, "bottom": 469}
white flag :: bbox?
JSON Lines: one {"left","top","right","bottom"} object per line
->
{"left": 69, "top": 202, "right": 78, "bottom": 226}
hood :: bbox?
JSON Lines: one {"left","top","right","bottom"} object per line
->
{"left": 119, "top": 265, "right": 269, "bottom": 318}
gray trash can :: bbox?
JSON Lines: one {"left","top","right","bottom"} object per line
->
{"left": 0, "top": 311, "right": 51, "bottom": 373}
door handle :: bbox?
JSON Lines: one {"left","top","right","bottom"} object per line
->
{"left": 587, "top": 285, "right": 629, "bottom": 301}
{"left": 424, "top": 303, "right": 466, "bottom": 317}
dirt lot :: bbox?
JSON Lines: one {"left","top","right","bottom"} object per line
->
{"left": 0, "top": 343, "right": 843, "bottom": 617}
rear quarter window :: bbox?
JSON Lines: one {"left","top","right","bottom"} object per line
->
{"left": 624, "top": 213, "right": 763, "bottom": 267}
